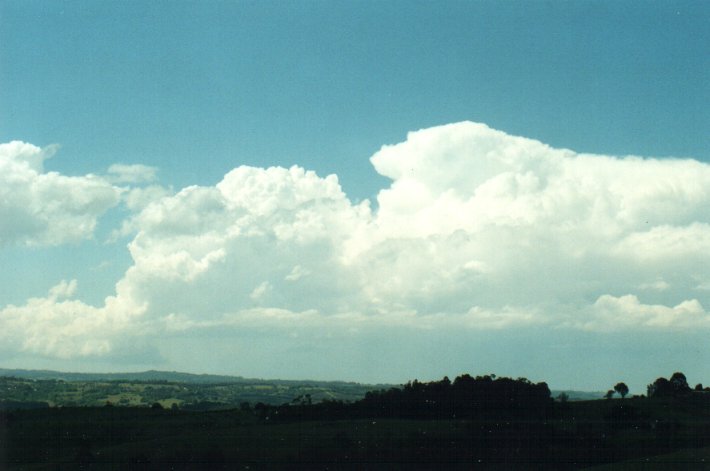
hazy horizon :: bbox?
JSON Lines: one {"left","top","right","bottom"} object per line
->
{"left": 0, "top": 365, "right": 609, "bottom": 395}
{"left": 1, "top": 1, "right": 708, "bottom": 395}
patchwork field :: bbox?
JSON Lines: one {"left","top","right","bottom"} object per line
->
{"left": 0, "top": 374, "right": 378, "bottom": 410}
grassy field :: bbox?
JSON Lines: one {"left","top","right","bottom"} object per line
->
{"left": 0, "top": 408, "right": 548, "bottom": 470}
{"left": 2, "top": 371, "right": 709, "bottom": 469}
{"left": 2, "top": 394, "right": 710, "bottom": 470}
{"left": 585, "top": 446, "right": 710, "bottom": 470}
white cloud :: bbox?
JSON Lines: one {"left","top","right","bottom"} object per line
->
{"left": 614, "top": 223, "right": 710, "bottom": 261}
{"left": 578, "top": 294, "right": 709, "bottom": 331}
{"left": 0, "top": 141, "right": 121, "bottom": 246}
{"left": 638, "top": 279, "right": 671, "bottom": 292}
{"left": 461, "top": 305, "right": 543, "bottom": 329}
{"left": 48, "top": 279, "right": 78, "bottom": 300}
{"left": 107, "top": 163, "right": 158, "bottom": 184}
{"left": 250, "top": 281, "right": 273, "bottom": 301}
{"left": 3, "top": 122, "right": 710, "bottom": 362}
{"left": 0, "top": 140, "right": 58, "bottom": 172}
{"left": 0, "top": 280, "right": 145, "bottom": 358}
{"left": 285, "top": 265, "right": 310, "bottom": 281}
{"left": 123, "top": 185, "right": 173, "bottom": 211}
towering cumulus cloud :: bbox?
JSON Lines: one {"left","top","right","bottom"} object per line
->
{"left": 1, "top": 122, "right": 709, "bottom": 363}
{"left": 365, "top": 123, "right": 710, "bottom": 327}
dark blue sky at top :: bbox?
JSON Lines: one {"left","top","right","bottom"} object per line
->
{"left": 1, "top": 0, "right": 707, "bottom": 201}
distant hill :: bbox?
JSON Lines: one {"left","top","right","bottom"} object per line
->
{"left": 0, "top": 367, "right": 385, "bottom": 387}
{"left": 0, "top": 368, "right": 391, "bottom": 408}
{"left": 0, "top": 369, "right": 607, "bottom": 399}
{"left": 552, "top": 390, "right": 608, "bottom": 401}
{"left": 0, "top": 368, "right": 248, "bottom": 384}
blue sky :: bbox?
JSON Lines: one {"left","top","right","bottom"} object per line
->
{"left": 3, "top": 0, "right": 707, "bottom": 191}
{"left": 0, "top": 1, "right": 708, "bottom": 392}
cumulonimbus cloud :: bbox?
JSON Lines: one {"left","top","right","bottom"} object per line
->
{"left": 1, "top": 122, "right": 709, "bottom": 359}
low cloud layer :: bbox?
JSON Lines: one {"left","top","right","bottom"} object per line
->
{"left": 1, "top": 123, "right": 709, "bottom": 373}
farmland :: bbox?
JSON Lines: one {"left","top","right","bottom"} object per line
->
{"left": 0, "top": 373, "right": 381, "bottom": 410}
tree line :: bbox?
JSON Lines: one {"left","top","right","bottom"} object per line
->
{"left": 251, "top": 374, "right": 553, "bottom": 421}
{"left": 246, "top": 370, "right": 710, "bottom": 423}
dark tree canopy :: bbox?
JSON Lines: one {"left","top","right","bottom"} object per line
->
{"left": 360, "top": 374, "right": 553, "bottom": 420}
{"left": 614, "top": 382, "right": 629, "bottom": 398}
{"left": 670, "top": 372, "right": 690, "bottom": 392}
{"left": 648, "top": 378, "right": 671, "bottom": 398}
{"left": 647, "top": 372, "right": 692, "bottom": 398}
{"left": 259, "top": 374, "right": 553, "bottom": 422}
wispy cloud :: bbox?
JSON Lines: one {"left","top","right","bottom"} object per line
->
{"left": 106, "top": 163, "right": 158, "bottom": 184}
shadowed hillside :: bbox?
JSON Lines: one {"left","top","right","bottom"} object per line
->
{"left": 1, "top": 371, "right": 709, "bottom": 469}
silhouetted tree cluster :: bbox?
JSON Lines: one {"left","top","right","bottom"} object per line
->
{"left": 647, "top": 372, "right": 691, "bottom": 398}
{"left": 376, "top": 374, "right": 551, "bottom": 420}
{"left": 260, "top": 374, "right": 552, "bottom": 422}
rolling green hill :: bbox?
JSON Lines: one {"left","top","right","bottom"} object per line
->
{"left": 0, "top": 368, "right": 388, "bottom": 409}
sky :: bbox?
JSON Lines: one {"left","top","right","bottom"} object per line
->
{"left": 0, "top": 0, "right": 708, "bottom": 393}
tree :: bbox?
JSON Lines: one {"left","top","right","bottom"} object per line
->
{"left": 614, "top": 382, "right": 629, "bottom": 398}
{"left": 647, "top": 373, "right": 691, "bottom": 398}
{"left": 648, "top": 377, "right": 672, "bottom": 398}
{"left": 556, "top": 392, "right": 569, "bottom": 403}
{"left": 605, "top": 390, "right": 615, "bottom": 399}
{"left": 670, "top": 372, "right": 690, "bottom": 394}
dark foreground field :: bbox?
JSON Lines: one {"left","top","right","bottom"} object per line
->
{"left": 2, "top": 395, "right": 710, "bottom": 470}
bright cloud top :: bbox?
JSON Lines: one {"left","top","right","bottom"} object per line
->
{"left": 1, "top": 122, "right": 710, "bottom": 360}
